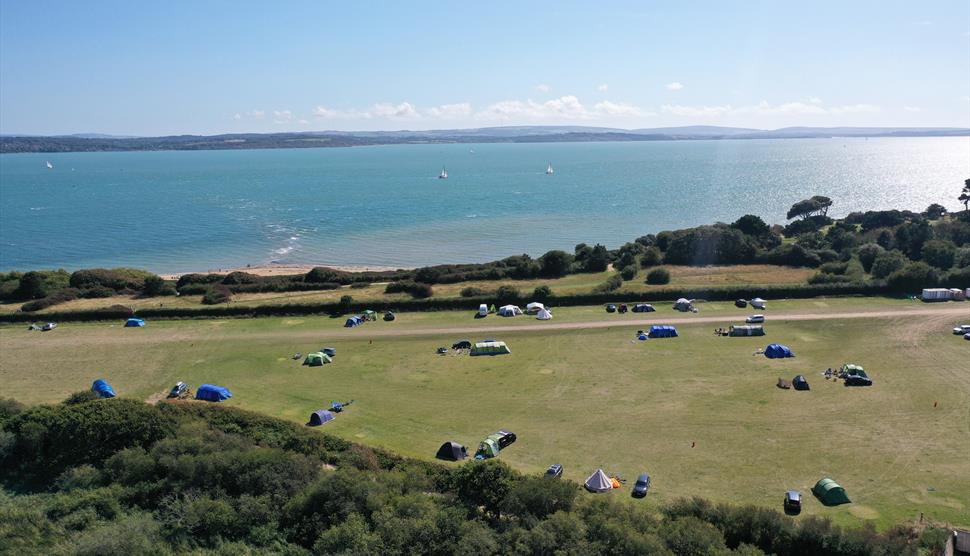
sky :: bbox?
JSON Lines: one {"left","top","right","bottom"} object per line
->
{"left": 1, "top": 1, "right": 969, "bottom": 136}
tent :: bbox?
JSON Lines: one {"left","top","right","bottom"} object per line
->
{"left": 673, "top": 298, "right": 693, "bottom": 312}
{"left": 536, "top": 308, "right": 553, "bottom": 320}
{"left": 632, "top": 303, "right": 655, "bottom": 313}
{"left": 751, "top": 297, "right": 767, "bottom": 309}
{"left": 383, "top": 311, "right": 396, "bottom": 321}
{"left": 777, "top": 378, "right": 791, "bottom": 389}
{"left": 649, "top": 325, "right": 678, "bottom": 338}
{"left": 125, "top": 318, "right": 145, "bottom": 327}
{"left": 584, "top": 469, "right": 614, "bottom": 493}
{"left": 812, "top": 478, "right": 851, "bottom": 506}
{"left": 729, "top": 325, "right": 765, "bottom": 337}
{"left": 476, "top": 438, "right": 500, "bottom": 459}
{"left": 470, "top": 341, "right": 511, "bottom": 356}
{"left": 436, "top": 441, "right": 468, "bottom": 461}
{"left": 303, "top": 352, "right": 332, "bottom": 366}
{"left": 764, "top": 344, "right": 795, "bottom": 358}
{"left": 344, "top": 316, "right": 364, "bottom": 328}
{"left": 308, "top": 409, "right": 335, "bottom": 426}
{"left": 526, "top": 302, "right": 545, "bottom": 314}
{"left": 498, "top": 304, "right": 522, "bottom": 317}
{"left": 638, "top": 333, "right": 649, "bottom": 341}
{"left": 196, "top": 384, "right": 232, "bottom": 402}
{"left": 91, "top": 379, "right": 116, "bottom": 398}
{"left": 793, "top": 375, "right": 810, "bottom": 390}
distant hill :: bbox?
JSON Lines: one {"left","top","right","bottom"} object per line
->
{"left": 1, "top": 125, "right": 966, "bottom": 153}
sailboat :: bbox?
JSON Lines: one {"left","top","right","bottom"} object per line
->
{"left": 438, "top": 166, "right": 448, "bottom": 179}
{"left": 46, "top": 161, "right": 53, "bottom": 169}
{"left": 545, "top": 162, "right": 554, "bottom": 175}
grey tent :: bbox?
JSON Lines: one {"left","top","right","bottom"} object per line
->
{"left": 436, "top": 441, "right": 468, "bottom": 461}
{"left": 584, "top": 468, "right": 614, "bottom": 493}
{"left": 308, "top": 409, "right": 335, "bottom": 426}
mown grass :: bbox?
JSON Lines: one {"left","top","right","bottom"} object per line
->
{"left": 1, "top": 299, "right": 966, "bottom": 530}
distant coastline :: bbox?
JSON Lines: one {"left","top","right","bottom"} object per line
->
{"left": 2, "top": 125, "right": 968, "bottom": 154}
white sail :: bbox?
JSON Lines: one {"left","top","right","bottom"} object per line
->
{"left": 438, "top": 167, "right": 448, "bottom": 179}
{"left": 46, "top": 161, "right": 53, "bottom": 169}
{"left": 546, "top": 163, "right": 554, "bottom": 175}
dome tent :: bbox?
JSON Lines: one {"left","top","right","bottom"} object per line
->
{"left": 125, "top": 318, "right": 145, "bottom": 327}
{"left": 498, "top": 305, "right": 523, "bottom": 317}
{"left": 536, "top": 308, "right": 553, "bottom": 320}
{"left": 764, "top": 344, "right": 795, "bottom": 358}
{"left": 303, "top": 352, "right": 332, "bottom": 366}
{"left": 435, "top": 441, "right": 468, "bottom": 461}
{"left": 91, "top": 379, "right": 116, "bottom": 398}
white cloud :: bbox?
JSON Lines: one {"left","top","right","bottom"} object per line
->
{"left": 298, "top": 119, "right": 309, "bottom": 125}
{"left": 243, "top": 110, "right": 265, "bottom": 119}
{"left": 535, "top": 84, "right": 551, "bottom": 93}
{"left": 662, "top": 100, "right": 879, "bottom": 118}
{"left": 593, "top": 100, "right": 650, "bottom": 117}
{"left": 828, "top": 104, "right": 878, "bottom": 114}
{"left": 425, "top": 102, "right": 472, "bottom": 119}
{"left": 232, "top": 113, "right": 241, "bottom": 120}
{"left": 312, "top": 106, "right": 343, "bottom": 119}
{"left": 903, "top": 106, "right": 922, "bottom": 112}
{"left": 371, "top": 102, "right": 419, "bottom": 119}
{"left": 666, "top": 82, "right": 684, "bottom": 91}
{"left": 476, "top": 95, "right": 592, "bottom": 121}
{"left": 807, "top": 96, "right": 823, "bottom": 104}
{"left": 597, "top": 83, "right": 609, "bottom": 92}
{"left": 273, "top": 110, "right": 294, "bottom": 124}
{"left": 661, "top": 104, "right": 731, "bottom": 117}
{"left": 736, "top": 101, "right": 828, "bottom": 115}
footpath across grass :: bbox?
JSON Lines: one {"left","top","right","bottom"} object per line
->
{"left": 1, "top": 299, "right": 967, "bottom": 529}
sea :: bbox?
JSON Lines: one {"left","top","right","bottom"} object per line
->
{"left": 1, "top": 137, "right": 968, "bottom": 273}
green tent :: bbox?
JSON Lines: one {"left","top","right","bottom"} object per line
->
{"left": 812, "top": 478, "right": 851, "bottom": 506}
{"left": 470, "top": 341, "right": 511, "bottom": 356}
{"left": 489, "top": 304, "right": 497, "bottom": 314}
{"left": 303, "top": 352, "right": 332, "bottom": 367}
{"left": 476, "top": 437, "right": 500, "bottom": 459}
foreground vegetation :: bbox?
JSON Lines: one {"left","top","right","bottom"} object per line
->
{"left": 2, "top": 299, "right": 967, "bottom": 532}
{"left": 0, "top": 397, "right": 955, "bottom": 555}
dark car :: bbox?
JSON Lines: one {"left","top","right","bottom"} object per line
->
{"left": 322, "top": 347, "right": 336, "bottom": 357}
{"left": 544, "top": 464, "right": 563, "bottom": 479}
{"left": 452, "top": 340, "right": 472, "bottom": 350}
{"left": 605, "top": 304, "right": 617, "bottom": 313}
{"left": 842, "top": 364, "right": 873, "bottom": 386}
{"left": 632, "top": 303, "right": 655, "bottom": 313}
{"left": 167, "top": 381, "right": 189, "bottom": 399}
{"left": 784, "top": 490, "right": 802, "bottom": 515}
{"left": 735, "top": 299, "right": 748, "bottom": 308}
{"left": 631, "top": 473, "right": 651, "bottom": 498}
{"left": 496, "top": 430, "right": 517, "bottom": 449}
{"left": 618, "top": 304, "right": 628, "bottom": 313}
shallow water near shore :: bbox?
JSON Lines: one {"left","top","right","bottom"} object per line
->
{"left": 1, "top": 137, "right": 967, "bottom": 272}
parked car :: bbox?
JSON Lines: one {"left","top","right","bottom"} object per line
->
{"left": 167, "top": 381, "right": 189, "bottom": 399}
{"left": 496, "top": 430, "right": 517, "bottom": 449}
{"left": 544, "top": 464, "right": 563, "bottom": 479}
{"left": 783, "top": 490, "right": 802, "bottom": 515}
{"left": 735, "top": 299, "right": 748, "bottom": 308}
{"left": 605, "top": 304, "right": 617, "bottom": 313}
{"left": 632, "top": 303, "right": 655, "bottom": 313}
{"left": 41, "top": 322, "right": 57, "bottom": 331}
{"left": 952, "top": 324, "right": 970, "bottom": 335}
{"left": 631, "top": 473, "right": 651, "bottom": 498}
{"left": 842, "top": 364, "right": 873, "bottom": 386}
{"left": 746, "top": 315, "right": 765, "bottom": 324}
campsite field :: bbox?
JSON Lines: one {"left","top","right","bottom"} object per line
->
{"left": 1, "top": 298, "right": 968, "bottom": 529}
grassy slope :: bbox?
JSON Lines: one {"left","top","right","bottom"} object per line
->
{"left": 0, "top": 264, "right": 814, "bottom": 314}
{"left": 1, "top": 298, "right": 967, "bottom": 530}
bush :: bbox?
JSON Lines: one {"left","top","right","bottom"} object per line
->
{"left": 495, "top": 284, "right": 520, "bottom": 301}
{"left": 954, "top": 247, "right": 970, "bottom": 269}
{"left": 538, "top": 250, "right": 574, "bottom": 277}
{"left": 460, "top": 286, "right": 489, "bottom": 298}
{"left": 532, "top": 285, "right": 553, "bottom": 299}
{"left": 201, "top": 285, "right": 232, "bottom": 305}
{"left": 13, "top": 270, "right": 71, "bottom": 300}
{"left": 597, "top": 274, "right": 623, "bottom": 292}
{"left": 646, "top": 267, "right": 671, "bottom": 285}
{"left": 69, "top": 268, "right": 153, "bottom": 292}
{"left": 63, "top": 390, "right": 100, "bottom": 405}
{"left": 639, "top": 247, "right": 663, "bottom": 268}
{"left": 856, "top": 243, "right": 884, "bottom": 273}
{"left": 221, "top": 271, "right": 259, "bottom": 285}
{"left": 887, "top": 262, "right": 939, "bottom": 293}
{"left": 871, "top": 250, "right": 908, "bottom": 279}
{"left": 920, "top": 239, "right": 956, "bottom": 270}
{"left": 20, "top": 288, "right": 80, "bottom": 312}
{"left": 384, "top": 281, "right": 433, "bottom": 298}
{"left": 619, "top": 265, "right": 638, "bottom": 281}
{"left": 80, "top": 285, "right": 116, "bottom": 298}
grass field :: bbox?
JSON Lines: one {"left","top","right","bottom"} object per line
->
{"left": 1, "top": 298, "right": 967, "bottom": 530}
{"left": 0, "top": 264, "right": 815, "bottom": 314}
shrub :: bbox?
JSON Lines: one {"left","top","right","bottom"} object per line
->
{"left": 639, "top": 247, "right": 663, "bottom": 268}
{"left": 646, "top": 267, "right": 671, "bottom": 285}
{"left": 538, "top": 250, "right": 574, "bottom": 277}
{"left": 13, "top": 270, "right": 70, "bottom": 300}
{"left": 597, "top": 274, "right": 623, "bottom": 292}
{"left": 887, "top": 262, "right": 939, "bottom": 293}
{"left": 336, "top": 295, "right": 354, "bottom": 314}
{"left": 80, "top": 285, "right": 116, "bottom": 298}
{"left": 495, "top": 285, "right": 520, "bottom": 301}
{"left": 856, "top": 243, "right": 884, "bottom": 273}
{"left": 176, "top": 273, "right": 224, "bottom": 289}
{"left": 201, "top": 285, "right": 232, "bottom": 305}
{"left": 350, "top": 282, "right": 370, "bottom": 289}
{"left": 460, "top": 286, "right": 489, "bottom": 298}
{"left": 920, "top": 239, "right": 956, "bottom": 270}
{"left": 870, "top": 250, "right": 908, "bottom": 279}
{"left": 954, "top": 247, "right": 970, "bottom": 268}
{"left": 221, "top": 271, "right": 259, "bottom": 285}
{"left": 69, "top": 268, "right": 152, "bottom": 292}
{"left": 384, "top": 281, "right": 433, "bottom": 298}
{"left": 532, "top": 285, "right": 553, "bottom": 299}
{"left": 757, "top": 244, "right": 822, "bottom": 267}
{"left": 63, "top": 390, "right": 101, "bottom": 405}
{"left": 731, "top": 214, "right": 771, "bottom": 237}
{"left": 620, "top": 265, "right": 638, "bottom": 281}
{"left": 20, "top": 288, "right": 80, "bottom": 312}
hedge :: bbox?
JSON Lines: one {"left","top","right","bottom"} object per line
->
{"left": 0, "top": 283, "right": 897, "bottom": 323}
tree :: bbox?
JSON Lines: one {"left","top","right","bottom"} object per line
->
{"left": 855, "top": 243, "right": 884, "bottom": 273}
{"left": 920, "top": 239, "right": 956, "bottom": 270}
{"left": 959, "top": 178, "right": 970, "bottom": 211}
{"left": 639, "top": 247, "right": 663, "bottom": 268}
{"left": 924, "top": 203, "right": 947, "bottom": 220}
{"left": 731, "top": 214, "right": 770, "bottom": 237}
{"left": 532, "top": 285, "right": 552, "bottom": 299}
{"left": 584, "top": 244, "right": 610, "bottom": 272}
{"left": 870, "top": 250, "right": 908, "bottom": 279}
{"left": 538, "top": 250, "right": 574, "bottom": 277}
{"left": 495, "top": 284, "right": 520, "bottom": 301}
{"left": 786, "top": 196, "right": 833, "bottom": 220}
{"left": 887, "top": 262, "right": 939, "bottom": 292}
{"left": 450, "top": 460, "right": 515, "bottom": 517}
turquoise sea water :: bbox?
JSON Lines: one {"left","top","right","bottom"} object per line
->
{"left": 1, "top": 138, "right": 968, "bottom": 272}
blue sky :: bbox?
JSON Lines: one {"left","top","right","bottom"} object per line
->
{"left": 1, "top": 1, "right": 968, "bottom": 135}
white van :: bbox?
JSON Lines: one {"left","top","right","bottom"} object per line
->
{"left": 746, "top": 315, "right": 765, "bottom": 324}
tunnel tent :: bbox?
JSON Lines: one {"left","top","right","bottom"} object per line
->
{"left": 344, "top": 316, "right": 364, "bottom": 328}
{"left": 649, "top": 325, "right": 678, "bottom": 338}
{"left": 498, "top": 305, "right": 523, "bottom": 317}
{"left": 765, "top": 344, "right": 795, "bottom": 358}
{"left": 303, "top": 352, "right": 332, "bottom": 366}
{"left": 308, "top": 409, "right": 335, "bottom": 426}
{"left": 526, "top": 302, "right": 545, "bottom": 313}
{"left": 584, "top": 469, "right": 614, "bottom": 493}
{"left": 436, "top": 441, "right": 468, "bottom": 461}
{"left": 470, "top": 341, "right": 511, "bottom": 356}
{"left": 196, "top": 384, "right": 232, "bottom": 402}
{"left": 812, "top": 478, "right": 851, "bottom": 506}
{"left": 475, "top": 438, "right": 500, "bottom": 459}
{"left": 91, "top": 379, "right": 116, "bottom": 398}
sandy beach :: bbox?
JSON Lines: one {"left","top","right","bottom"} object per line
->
{"left": 159, "top": 263, "right": 411, "bottom": 281}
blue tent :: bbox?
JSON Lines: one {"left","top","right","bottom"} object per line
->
{"left": 125, "top": 318, "right": 146, "bottom": 327}
{"left": 765, "top": 344, "right": 795, "bottom": 359}
{"left": 308, "top": 409, "right": 335, "bottom": 426}
{"left": 649, "top": 325, "right": 678, "bottom": 338}
{"left": 344, "top": 316, "right": 363, "bottom": 328}
{"left": 637, "top": 334, "right": 649, "bottom": 341}
{"left": 91, "top": 379, "right": 116, "bottom": 398}
{"left": 196, "top": 384, "right": 232, "bottom": 402}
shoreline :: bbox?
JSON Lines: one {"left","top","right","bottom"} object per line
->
{"left": 158, "top": 263, "right": 412, "bottom": 281}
